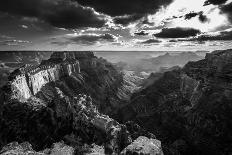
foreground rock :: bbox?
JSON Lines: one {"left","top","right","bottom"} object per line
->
{"left": 121, "top": 136, "right": 163, "bottom": 155}
{"left": 0, "top": 141, "right": 74, "bottom": 155}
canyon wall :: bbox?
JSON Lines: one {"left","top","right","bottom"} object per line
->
{"left": 0, "top": 50, "right": 164, "bottom": 154}
{"left": 9, "top": 52, "right": 80, "bottom": 102}
{"left": 119, "top": 49, "right": 232, "bottom": 155}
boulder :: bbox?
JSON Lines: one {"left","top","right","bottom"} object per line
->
{"left": 120, "top": 136, "right": 163, "bottom": 155}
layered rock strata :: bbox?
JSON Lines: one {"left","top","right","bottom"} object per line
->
{"left": 8, "top": 52, "right": 80, "bottom": 102}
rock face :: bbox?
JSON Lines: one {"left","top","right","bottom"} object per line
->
{"left": 121, "top": 136, "right": 163, "bottom": 155}
{"left": 7, "top": 52, "right": 80, "bottom": 102}
{"left": 0, "top": 51, "right": 162, "bottom": 155}
{"left": 120, "top": 49, "right": 232, "bottom": 155}
{"left": 0, "top": 141, "right": 74, "bottom": 155}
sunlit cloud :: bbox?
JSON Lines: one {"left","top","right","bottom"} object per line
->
{"left": 148, "top": 0, "right": 230, "bottom": 32}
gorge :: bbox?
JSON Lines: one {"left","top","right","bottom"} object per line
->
{"left": 0, "top": 51, "right": 162, "bottom": 155}
{"left": 119, "top": 49, "right": 232, "bottom": 155}
{"left": 0, "top": 49, "right": 232, "bottom": 155}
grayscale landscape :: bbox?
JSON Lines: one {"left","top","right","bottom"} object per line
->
{"left": 0, "top": 0, "right": 232, "bottom": 155}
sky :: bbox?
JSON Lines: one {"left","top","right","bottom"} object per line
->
{"left": 0, "top": 0, "right": 232, "bottom": 51}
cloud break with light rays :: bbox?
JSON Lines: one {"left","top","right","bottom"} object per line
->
{"left": 0, "top": 0, "right": 232, "bottom": 51}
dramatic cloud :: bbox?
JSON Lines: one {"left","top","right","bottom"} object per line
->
{"left": 199, "top": 13, "right": 209, "bottom": 23}
{"left": 154, "top": 27, "right": 201, "bottom": 38}
{"left": 192, "top": 30, "right": 232, "bottom": 41}
{"left": 184, "top": 11, "right": 209, "bottom": 23}
{"left": 140, "top": 39, "right": 162, "bottom": 44}
{"left": 220, "top": 2, "right": 232, "bottom": 23}
{"left": 134, "top": 31, "right": 149, "bottom": 36}
{"left": 1, "top": 0, "right": 232, "bottom": 51}
{"left": 76, "top": 0, "right": 173, "bottom": 24}
{"left": 204, "top": 0, "right": 228, "bottom": 6}
{"left": 185, "top": 12, "right": 199, "bottom": 20}
{"left": 0, "top": 0, "right": 107, "bottom": 29}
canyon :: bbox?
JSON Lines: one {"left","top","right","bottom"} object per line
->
{"left": 119, "top": 49, "right": 232, "bottom": 155}
{"left": 0, "top": 49, "right": 232, "bottom": 155}
{"left": 0, "top": 51, "right": 162, "bottom": 155}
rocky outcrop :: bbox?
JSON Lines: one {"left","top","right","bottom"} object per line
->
{"left": 121, "top": 136, "right": 163, "bottom": 155}
{"left": 120, "top": 49, "right": 232, "bottom": 155}
{"left": 7, "top": 52, "right": 80, "bottom": 102}
{"left": 0, "top": 91, "right": 161, "bottom": 154}
{"left": 0, "top": 141, "right": 74, "bottom": 155}
{"left": 0, "top": 142, "right": 46, "bottom": 155}
{"left": 0, "top": 51, "right": 128, "bottom": 116}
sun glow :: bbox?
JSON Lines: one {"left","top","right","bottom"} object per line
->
{"left": 150, "top": 0, "right": 229, "bottom": 32}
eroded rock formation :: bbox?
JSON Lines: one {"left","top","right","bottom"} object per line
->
{"left": 0, "top": 141, "right": 74, "bottom": 155}
{"left": 120, "top": 49, "right": 232, "bottom": 155}
{"left": 0, "top": 51, "right": 162, "bottom": 155}
{"left": 121, "top": 136, "right": 163, "bottom": 155}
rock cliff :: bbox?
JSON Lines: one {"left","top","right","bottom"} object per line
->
{"left": 120, "top": 49, "right": 232, "bottom": 155}
{"left": 0, "top": 51, "right": 162, "bottom": 154}
{"left": 6, "top": 52, "right": 80, "bottom": 102}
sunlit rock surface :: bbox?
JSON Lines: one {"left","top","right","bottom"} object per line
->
{"left": 7, "top": 53, "right": 80, "bottom": 102}
{"left": 0, "top": 141, "right": 74, "bottom": 155}
{"left": 121, "top": 136, "right": 163, "bottom": 155}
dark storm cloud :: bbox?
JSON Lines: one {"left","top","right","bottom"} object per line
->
{"left": 220, "top": 2, "right": 232, "bottom": 23}
{"left": 199, "top": 13, "right": 209, "bottom": 23}
{"left": 184, "top": 11, "right": 209, "bottom": 23}
{"left": 134, "top": 31, "right": 149, "bottom": 36}
{"left": 76, "top": 0, "right": 173, "bottom": 24}
{"left": 191, "top": 30, "right": 232, "bottom": 41}
{"left": 185, "top": 12, "right": 199, "bottom": 20}
{"left": 204, "top": 0, "right": 228, "bottom": 6}
{"left": 0, "top": 0, "right": 107, "bottom": 29}
{"left": 154, "top": 27, "right": 201, "bottom": 38}
{"left": 140, "top": 39, "right": 162, "bottom": 44}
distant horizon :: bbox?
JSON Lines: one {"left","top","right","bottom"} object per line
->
{"left": 0, "top": 49, "right": 217, "bottom": 52}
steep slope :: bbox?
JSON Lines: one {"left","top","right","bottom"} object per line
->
{"left": 1, "top": 51, "right": 129, "bottom": 115}
{"left": 120, "top": 49, "right": 232, "bottom": 155}
{"left": 0, "top": 51, "right": 163, "bottom": 154}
